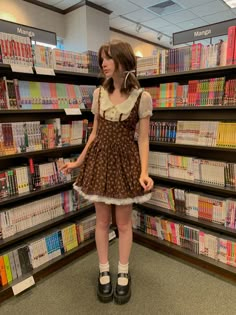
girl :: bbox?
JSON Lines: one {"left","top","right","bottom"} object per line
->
{"left": 61, "top": 40, "right": 153, "bottom": 304}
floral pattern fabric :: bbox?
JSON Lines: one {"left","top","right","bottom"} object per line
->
{"left": 74, "top": 89, "right": 152, "bottom": 205}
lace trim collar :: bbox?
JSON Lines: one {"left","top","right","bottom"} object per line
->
{"left": 100, "top": 87, "right": 142, "bottom": 114}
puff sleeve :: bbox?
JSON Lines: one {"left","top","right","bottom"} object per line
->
{"left": 138, "top": 91, "right": 153, "bottom": 118}
{"left": 91, "top": 88, "right": 100, "bottom": 115}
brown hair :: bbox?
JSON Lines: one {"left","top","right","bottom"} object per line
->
{"left": 98, "top": 40, "right": 140, "bottom": 94}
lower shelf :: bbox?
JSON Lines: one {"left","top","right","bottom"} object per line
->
{"left": 0, "top": 238, "right": 96, "bottom": 304}
{"left": 133, "top": 230, "right": 236, "bottom": 283}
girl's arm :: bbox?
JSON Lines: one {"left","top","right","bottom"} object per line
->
{"left": 74, "top": 114, "right": 98, "bottom": 167}
{"left": 60, "top": 88, "right": 100, "bottom": 174}
{"left": 60, "top": 114, "right": 98, "bottom": 173}
{"left": 138, "top": 116, "right": 153, "bottom": 191}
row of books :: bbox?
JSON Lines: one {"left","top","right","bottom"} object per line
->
{"left": 145, "top": 77, "right": 225, "bottom": 107}
{"left": 149, "top": 151, "right": 234, "bottom": 187}
{"left": 137, "top": 25, "right": 236, "bottom": 76}
{"left": 150, "top": 120, "right": 236, "bottom": 147}
{"left": 0, "top": 77, "right": 96, "bottom": 110}
{"left": 0, "top": 118, "right": 86, "bottom": 156}
{"left": 51, "top": 48, "right": 99, "bottom": 73}
{"left": 0, "top": 155, "right": 80, "bottom": 199}
{"left": 149, "top": 185, "right": 236, "bottom": 228}
{"left": 1, "top": 190, "right": 72, "bottom": 239}
{"left": 176, "top": 120, "right": 236, "bottom": 147}
{"left": 32, "top": 45, "right": 52, "bottom": 69}
{"left": 132, "top": 209, "right": 236, "bottom": 267}
{"left": 149, "top": 121, "right": 177, "bottom": 142}
{"left": 0, "top": 32, "right": 33, "bottom": 66}
{"left": 0, "top": 189, "right": 93, "bottom": 240}
{"left": 0, "top": 31, "right": 100, "bottom": 74}
{"left": 0, "top": 213, "right": 96, "bottom": 286}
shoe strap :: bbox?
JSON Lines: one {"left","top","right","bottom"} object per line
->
{"left": 100, "top": 271, "right": 110, "bottom": 277}
{"left": 117, "top": 273, "right": 129, "bottom": 278}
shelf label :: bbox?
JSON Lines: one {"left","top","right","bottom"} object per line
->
{"left": 12, "top": 276, "right": 35, "bottom": 295}
{"left": 64, "top": 108, "right": 82, "bottom": 115}
{"left": 10, "top": 64, "right": 34, "bottom": 74}
{"left": 35, "top": 66, "right": 55, "bottom": 76}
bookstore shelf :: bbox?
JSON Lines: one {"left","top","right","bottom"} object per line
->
{"left": 138, "top": 203, "right": 236, "bottom": 238}
{"left": 0, "top": 109, "right": 92, "bottom": 114}
{"left": 0, "top": 64, "right": 100, "bottom": 84}
{"left": 0, "top": 180, "right": 75, "bottom": 207}
{"left": 152, "top": 106, "right": 236, "bottom": 111}
{"left": 133, "top": 230, "right": 236, "bottom": 283}
{"left": 0, "top": 237, "right": 96, "bottom": 304}
{"left": 151, "top": 107, "right": 236, "bottom": 120}
{"left": 149, "top": 142, "right": 236, "bottom": 153}
{"left": 151, "top": 175, "right": 236, "bottom": 197}
{"left": 0, "top": 144, "right": 85, "bottom": 160}
{"left": 137, "top": 64, "right": 236, "bottom": 281}
{"left": 138, "top": 64, "right": 236, "bottom": 86}
{"left": 0, "top": 204, "right": 95, "bottom": 251}
{"left": 0, "top": 66, "right": 99, "bottom": 302}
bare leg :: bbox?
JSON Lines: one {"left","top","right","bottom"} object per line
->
{"left": 95, "top": 202, "right": 112, "bottom": 264}
{"left": 115, "top": 204, "right": 133, "bottom": 265}
{"left": 95, "top": 202, "right": 113, "bottom": 302}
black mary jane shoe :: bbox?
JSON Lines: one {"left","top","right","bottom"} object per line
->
{"left": 114, "top": 273, "right": 131, "bottom": 305}
{"left": 97, "top": 271, "right": 113, "bottom": 303}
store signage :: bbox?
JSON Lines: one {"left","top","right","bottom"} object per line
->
{"left": 0, "top": 19, "right": 56, "bottom": 45}
{"left": 173, "top": 18, "right": 236, "bottom": 45}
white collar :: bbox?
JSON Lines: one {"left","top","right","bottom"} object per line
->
{"left": 100, "top": 87, "right": 142, "bottom": 114}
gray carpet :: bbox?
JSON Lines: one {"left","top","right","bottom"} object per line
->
{"left": 1, "top": 239, "right": 236, "bottom": 315}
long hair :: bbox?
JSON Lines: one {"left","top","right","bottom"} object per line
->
{"left": 98, "top": 40, "right": 140, "bottom": 94}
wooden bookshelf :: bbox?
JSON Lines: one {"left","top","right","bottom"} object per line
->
{"left": 0, "top": 204, "right": 95, "bottom": 250}
{"left": 0, "top": 68, "right": 98, "bottom": 303}
{"left": 138, "top": 65, "right": 236, "bottom": 281}
{"left": 138, "top": 64, "right": 236, "bottom": 86}
{"left": 0, "top": 63, "right": 100, "bottom": 85}
{"left": 133, "top": 230, "right": 236, "bottom": 283}
{"left": 0, "top": 180, "right": 75, "bottom": 206}
{"left": 0, "top": 144, "right": 85, "bottom": 160}
{"left": 0, "top": 238, "right": 96, "bottom": 304}
{"left": 150, "top": 175, "right": 236, "bottom": 197}
{"left": 138, "top": 203, "right": 236, "bottom": 238}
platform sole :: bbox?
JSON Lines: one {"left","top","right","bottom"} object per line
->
{"left": 114, "top": 289, "right": 131, "bottom": 305}
{"left": 97, "top": 288, "right": 113, "bottom": 303}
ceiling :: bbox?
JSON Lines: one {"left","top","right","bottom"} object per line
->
{"left": 34, "top": 0, "right": 236, "bottom": 47}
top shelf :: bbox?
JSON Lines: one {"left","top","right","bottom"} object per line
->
{"left": 138, "top": 65, "right": 236, "bottom": 85}
{"left": 0, "top": 64, "right": 100, "bottom": 85}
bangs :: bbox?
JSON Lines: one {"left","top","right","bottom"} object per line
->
{"left": 98, "top": 43, "right": 112, "bottom": 68}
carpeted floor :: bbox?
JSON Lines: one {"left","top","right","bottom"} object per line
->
{"left": 1, "top": 239, "right": 236, "bottom": 315}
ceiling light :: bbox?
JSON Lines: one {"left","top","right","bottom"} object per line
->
{"left": 136, "top": 23, "right": 142, "bottom": 33}
{"left": 222, "top": 0, "right": 236, "bottom": 8}
{"left": 157, "top": 33, "right": 163, "bottom": 40}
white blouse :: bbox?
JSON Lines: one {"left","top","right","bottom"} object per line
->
{"left": 91, "top": 87, "right": 153, "bottom": 121}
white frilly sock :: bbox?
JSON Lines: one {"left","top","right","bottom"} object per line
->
{"left": 99, "top": 261, "right": 110, "bottom": 285}
{"left": 118, "top": 261, "right": 129, "bottom": 286}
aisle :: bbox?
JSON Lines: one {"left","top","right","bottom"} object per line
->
{"left": 1, "top": 240, "right": 236, "bottom": 315}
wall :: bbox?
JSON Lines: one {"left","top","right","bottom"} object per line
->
{"left": 0, "top": 0, "right": 65, "bottom": 38}
{"left": 0, "top": 0, "right": 159, "bottom": 55}
{"left": 64, "top": 6, "right": 88, "bottom": 52}
{"left": 110, "top": 30, "right": 159, "bottom": 57}
{"left": 86, "top": 6, "right": 110, "bottom": 52}
{"left": 64, "top": 6, "right": 110, "bottom": 53}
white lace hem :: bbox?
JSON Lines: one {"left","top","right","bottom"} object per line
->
{"left": 73, "top": 183, "right": 152, "bottom": 205}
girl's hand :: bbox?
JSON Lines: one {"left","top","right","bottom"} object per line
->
{"left": 139, "top": 174, "right": 154, "bottom": 192}
{"left": 60, "top": 161, "right": 79, "bottom": 174}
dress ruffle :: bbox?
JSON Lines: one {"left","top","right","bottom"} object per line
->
{"left": 74, "top": 183, "right": 152, "bottom": 205}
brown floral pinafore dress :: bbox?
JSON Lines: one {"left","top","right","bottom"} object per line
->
{"left": 74, "top": 88, "right": 152, "bottom": 205}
